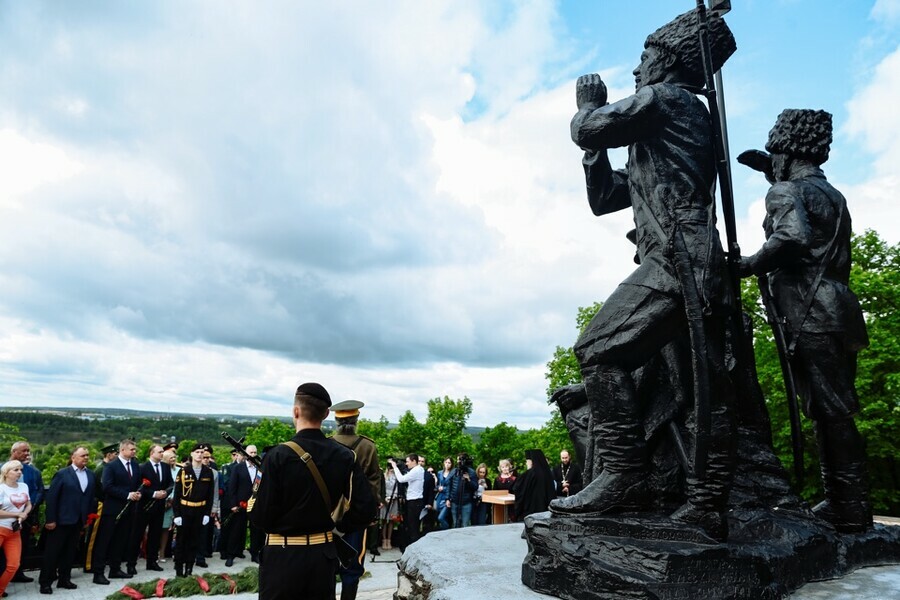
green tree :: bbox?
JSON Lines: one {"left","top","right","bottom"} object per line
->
{"left": 422, "top": 397, "right": 474, "bottom": 464}
{"left": 389, "top": 411, "right": 426, "bottom": 458}
{"left": 358, "top": 416, "right": 395, "bottom": 461}
{"left": 244, "top": 419, "right": 294, "bottom": 452}
{"left": 544, "top": 302, "right": 603, "bottom": 396}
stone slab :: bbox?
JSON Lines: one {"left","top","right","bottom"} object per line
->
{"left": 395, "top": 523, "right": 900, "bottom": 600}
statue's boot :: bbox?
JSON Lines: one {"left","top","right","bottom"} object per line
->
{"left": 671, "top": 391, "right": 735, "bottom": 542}
{"left": 812, "top": 419, "right": 872, "bottom": 533}
{"left": 551, "top": 366, "right": 649, "bottom": 514}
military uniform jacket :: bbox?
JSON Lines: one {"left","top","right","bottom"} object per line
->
{"left": 332, "top": 432, "right": 382, "bottom": 507}
{"left": 250, "top": 429, "right": 375, "bottom": 536}
{"left": 173, "top": 463, "right": 215, "bottom": 519}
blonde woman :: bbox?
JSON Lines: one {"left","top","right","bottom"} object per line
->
{"left": 158, "top": 449, "right": 179, "bottom": 563}
{"left": 0, "top": 460, "right": 32, "bottom": 597}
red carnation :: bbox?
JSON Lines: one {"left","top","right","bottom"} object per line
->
{"left": 142, "top": 478, "right": 152, "bottom": 487}
{"left": 86, "top": 513, "right": 99, "bottom": 526}
{"left": 239, "top": 501, "right": 248, "bottom": 509}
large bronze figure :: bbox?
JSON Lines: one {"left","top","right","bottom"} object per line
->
{"left": 738, "top": 109, "right": 872, "bottom": 533}
{"left": 516, "top": 10, "right": 900, "bottom": 600}
{"left": 550, "top": 9, "right": 737, "bottom": 541}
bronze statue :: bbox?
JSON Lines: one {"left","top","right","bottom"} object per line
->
{"left": 738, "top": 109, "right": 872, "bottom": 533}
{"left": 549, "top": 9, "right": 737, "bottom": 541}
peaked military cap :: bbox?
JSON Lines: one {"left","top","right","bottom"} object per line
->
{"left": 332, "top": 399, "right": 365, "bottom": 418}
{"left": 101, "top": 443, "right": 118, "bottom": 455}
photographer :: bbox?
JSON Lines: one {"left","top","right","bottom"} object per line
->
{"left": 446, "top": 454, "right": 476, "bottom": 528}
{"left": 388, "top": 454, "right": 425, "bottom": 545}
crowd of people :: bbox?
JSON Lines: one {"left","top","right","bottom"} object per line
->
{"left": 376, "top": 446, "right": 583, "bottom": 551}
{"left": 0, "top": 438, "right": 266, "bottom": 596}
{"left": 0, "top": 419, "right": 583, "bottom": 600}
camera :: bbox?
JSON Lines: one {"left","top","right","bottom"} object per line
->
{"left": 456, "top": 453, "right": 473, "bottom": 471}
{"left": 11, "top": 519, "right": 20, "bottom": 532}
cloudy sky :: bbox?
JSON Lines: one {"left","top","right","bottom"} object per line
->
{"left": 1, "top": 1, "right": 898, "bottom": 429}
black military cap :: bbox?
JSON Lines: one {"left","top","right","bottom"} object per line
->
{"left": 162, "top": 442, "right": 179, "bottom": 452}
{"left": 101, "top": 444, "right": 118, "bottom": 455}
{"left": 295, "top": 382, "right": 332, "bottom": 406}
{"left": 191, "top": 442, "right": 207, "bottom": 452}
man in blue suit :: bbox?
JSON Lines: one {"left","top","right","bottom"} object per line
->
{"left": 38, "top": 447, "right": 96, "bottom": 594}
{"left": 92, "top": 439, "right": 142, "bottom": 584}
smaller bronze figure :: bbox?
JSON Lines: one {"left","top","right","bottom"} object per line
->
{"left": 738, "top": 109, "right": 872, "bottom": 533}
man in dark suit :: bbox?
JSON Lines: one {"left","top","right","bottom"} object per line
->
{"left": 39, "top": 446, "right": 96, "bottom": 594}
{"left": 92, "top": 439, "right": 142, "bottom": 584}
{"left": 222, "top": 445, "right": 261, "bottom": 566}
{"left": 126, "top": 444, "right": 173, "bottom": 573}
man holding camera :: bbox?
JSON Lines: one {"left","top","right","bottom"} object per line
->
{"left": 446, "top": 454, "right": 476, "bottom": 528}
{"left": 388, "top": 454, "right": 424, "bottom": 545}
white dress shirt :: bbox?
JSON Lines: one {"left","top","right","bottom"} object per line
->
{"left": 394, "top": 464, "right": 425, "bottom": 500}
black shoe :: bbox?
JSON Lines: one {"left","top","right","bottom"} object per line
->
{"left": 250, "top": 554, "right": 259, "bottom": 563}
{"left": 12, "top": 573, "right": 35, "bottom": 583}
{"left": 225, "top": 558, "right": 234, "bottom": 567}
{"left": 146, "top": 562, "right": 164, "bottom": 572}
{"left": 126, "top": 564, "right": 137, "bottom": 576}
{"left": 40, "top": 586, "right": 53, "bottom": 595}
{"left": 195, "top": 558, "right": 208, "bottom": 568}
{"left": 57, "top": 581, "right": 78, "bottom": 590}
{"left": 175, "top": 563, "right": 184, "bottom": 578}
{"left": 92, "top": 574, "right": 110, "bottom": 585}
{"left": 108, "top": 569, "right": 131, "bottom": 579}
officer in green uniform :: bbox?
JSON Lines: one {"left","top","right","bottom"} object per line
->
{"left": 330, "top": 399, "right": 382, "bottom": 600}
{"left": 250, "top": 383, "right": 375, "bottom": 600}
{"left": 172, "top": 443, "right": 215, "bottom": 577}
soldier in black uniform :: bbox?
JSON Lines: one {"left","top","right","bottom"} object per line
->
{"left": 330, "top": 399, "right": 382, "bottom": 600}
{"left": 250, "top": 383, "right": 375, "bottom": 600}
{"left": 172, "top": 443, "right": 215, "bottom": 577}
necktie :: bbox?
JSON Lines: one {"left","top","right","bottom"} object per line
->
{"left": 126, "top": 462, "right": 132, "bottom": 477}
{"left": 155, "top": 462, "right": 161, "bottom": 480}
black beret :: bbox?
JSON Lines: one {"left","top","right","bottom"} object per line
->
{"left": 191, "top": 442, "right": 206, "bottom": 452}
{"left": 295, "top": 382, "right": 332, "bottom": 406}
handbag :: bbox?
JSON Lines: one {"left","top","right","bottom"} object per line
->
{"left": 283, "top": 441, "right": 358, "bottom": 569}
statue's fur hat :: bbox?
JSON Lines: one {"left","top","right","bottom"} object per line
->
{"left": 765, "top": 109, "right": 833, "bottom": 165}
{"left": 645, "top": 9, "right": 736, "bottom": 85}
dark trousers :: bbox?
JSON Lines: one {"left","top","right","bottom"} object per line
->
{"left": 221, "top": 511, "right": 247, "bottom": 559}
{"left": 130, "top": 506, "right": 164, "bottom": 566}
{"left": 337, "top": 529, "right": 365, "bottom": 586}
{"left": 39, "top": 524, "right": 81, "bottom": 586}
{"left": 174, "top": 515, "right": 204, "bottom": 566}
{"left": 107, "top": 508, "right": 136, "bottom": 571}
{"left": 260, "top": 544, "right": 337, "bottom": 600}
{"left": 405, "top": 498, "right": 423, "bottom": 545}
{"left": 248, "top": 521, "right": 264, "bottom": 559}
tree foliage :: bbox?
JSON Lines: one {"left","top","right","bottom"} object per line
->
{"left": 244, "top": 418, "right": 294, "bottom": 453}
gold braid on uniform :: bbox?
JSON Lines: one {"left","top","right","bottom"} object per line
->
{"left": 180, "top": 469, "right": 193, "bottom": 498}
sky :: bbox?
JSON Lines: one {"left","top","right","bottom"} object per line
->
{"left": 1, "top": 1, "right": 899, "bottom": 430}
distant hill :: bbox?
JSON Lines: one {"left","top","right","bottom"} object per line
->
{"left": 0, "top": 407, "right": 487, "bottom": 445}
{"left": 0, "top": 407, "right": 268, "bottom": 446}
